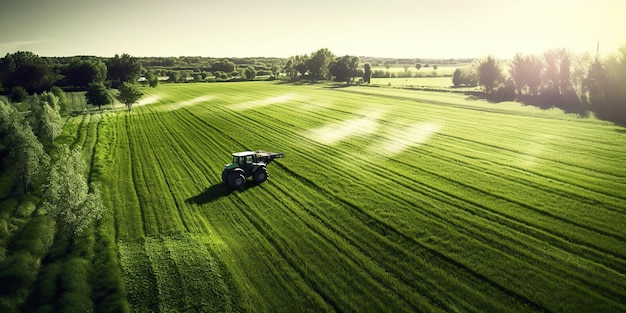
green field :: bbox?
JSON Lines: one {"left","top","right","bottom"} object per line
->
{"left": 23, "top": 82, "right": 626, "bottom": 311}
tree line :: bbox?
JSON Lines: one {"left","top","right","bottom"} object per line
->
{"left": 1, "top": 45, "right": 625, "bottom": 123}
{"left": 454, "top": 45, "right": 626, "bottom": 124}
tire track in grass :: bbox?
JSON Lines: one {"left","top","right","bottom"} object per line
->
{"left": 144, "top": 236, "right": 186, "bottom": 312}
{"left": 138, "top": 109, "right": 190, "bottom": 234}
{"left": 130, "top": 108, "right": 187, "bottom": 235}
{"left": 124, "top": 113, "right": 148, "bottom": 238}
{"left": 118, "top": 240, "right": 158, "bottom": 311}
{"left": 273, "top": 162, "right": 548, "bottom": 311}
{"left": 428, "top": 136, "right": 626, "bottom": 211}
{"left": 267, "top": 174, "right": 487, "bottom": 312}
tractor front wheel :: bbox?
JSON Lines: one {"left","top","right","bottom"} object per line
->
{"left": 227, "top": 172, "right": 246, "bottom": 189}
{"left": 253, "top": 167, "right": 268, "bottom": 184}
{"left": 221, "top": 170, "right": 229, "bottom": 184}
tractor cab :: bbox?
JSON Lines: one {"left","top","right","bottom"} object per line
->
{"left": 230, "top": 151, "right": 256, "bottom": 172}
{"left": 222, "top": 150, "right": 284, "bottom": 189}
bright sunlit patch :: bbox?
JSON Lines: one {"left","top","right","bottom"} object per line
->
{"left": 229, "top": 94, "right": 296, "bottom": 111}
{"left": 136, "top": 95, "right": 162, "bottom": 106}
{"left": 375, "top": 122, "right": 442, "bottom": 155}
{"left": 158, "top": 95, "right": 215, "bottom": 112}
{"left": 519, "top": 134, "right": 553, "bottom": 168}
{"left": 306, "top": 111, "right": 385, "bottom": 145}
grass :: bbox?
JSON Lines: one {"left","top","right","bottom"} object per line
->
{"left": 4, "top": 81, "right": 626, "bottom": 312}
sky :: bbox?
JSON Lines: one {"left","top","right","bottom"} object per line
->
{"left": 0, "top": 0, "right": 624, "bottom": 59}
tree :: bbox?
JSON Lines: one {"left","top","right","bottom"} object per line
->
{"left": 42, "top": 146, "right": 106, "bottom": 236}
{"left": 542, "top": 49, "right": 571, "bottom": 96}
{"left": 86, "top": 82, "right": 112, "bottom": 111}
{"left": 106, "top": 53, "right": 142, "bottom": 87}
{"left": 167, "top": 71, "right": 180, "bottom": 83}
{"left": 1, "top": 99, "right": 49, "bottom": 193}
{"left": 570, "top": 52, "right": 592, "bottom": 103}
{"left": 433, "top": 65, "right": 438, "bottom": 70}
{"left": 588, "top": 44, "right": 626, "bottom": 124}
{"left": 50, "top": 86, "right": 68, "bottom": 113}
{"left": 329, "top": 55, "right": 360, "bottom": 84}
{"left": 62, "top": 58, "right": 107, "bottom": 89}
{"left": 145, "top": 70, "right": 159, "bottom": 88}
{"left": 525, "top": 54, "right": 543, "bottom": 96}
{"left": 40, "top": 103, "right": 62, "bottom": 144}
{"left": 0, "top": 51, "right": 57, "bottom": 93}
{"left": 270, "top": 63, "right": 281, "bottom": 79}
{"left": 244, "top": 66, "right": 257, "bottom": 80}
{"left": 211, "top": 59, "right": 236, "bottom": 73}
{"left": 363, "top": 63, "right": 372, "bottom": 84}
{"left": 477, "top": 55, "right": 502, "bottom": 94}
{"left": 117, "top": 82, "right": 143, "bottom": 112}
{"left": 509, "top": 53, "right": 526, "bottom": 95}
{"left": 284, "top": 59, "right": 297, "bottom": 81}
{"left": 30, "top": 92, "right": 62, "bottom": 145}
{"left": 9, "top": 86, "right": 28, "bottom": 103}
{"left": 415, "top": 63, "right": 422, "bottom": 71}
{"left": 452, "top": 68, "right": 462, "bottom": 87}
{"left": 306, "top": 48, "right": 334, "bottom": 81}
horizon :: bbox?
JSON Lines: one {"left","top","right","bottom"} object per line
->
{"left": 1, "top": 0, "right": 625, "bottom": 59}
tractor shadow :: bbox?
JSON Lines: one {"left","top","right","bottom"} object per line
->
{"left": 185, "top": 181, "right": 260, "bottom": 205}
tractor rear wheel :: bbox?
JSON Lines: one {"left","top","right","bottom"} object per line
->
{"left": 227, "top": 172, "right": 246, "bottom": 189}
{"left": 253, "top": 167, "right": 268, "bottom": 184}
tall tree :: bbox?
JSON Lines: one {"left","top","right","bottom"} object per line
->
{"left": 0, "top": 51, "right": 56, "bottom": 93}
{"left": 62, "top": 58, "right": 107, "bottom": 88}
{"left": 42, "top": 146, "right": 106, "bottom": 236}
{"left": 86, "top": 82, "right": 113, "bottom": 111}
{"left": 542, "top": 49, "right": 571, "bottom": 96}
{"left": 30, "top": 92, "right": 62, "bottom": 145}
{"left": 117, "top": 82, "right": 143, "bottom": 112}
{"left": 452, "top": 68, "right": 462, "bottom": 87}
{"left": 306, "top": 48, "right": 334, "bottom": 81}
{"left": 294, "top": 57, "right": 309, "bottom": 77}
{"left": 145, "top": 70, "right": 159, "bottom": 88}
{"left": 12, "top": 123, "right": 48, "bottom": 193}
{"left": 106, "top": 53, "right": 142, "bottom": 87}
{"left": 210, "top": 59, "right": 236, "bottom": 73}
{"left": 244, "top": 66, "right": 257, "bottom": 80}
{"left": 477, "top": 55, "right": 502, "bottom": 94}
{"left": 363, "top": 63, "right": 372, "bottom": 84}
{"left": 329, "top": 55, "right": 360, "bottom": 84}
{"left": 284, "top": 59, "right": 298, "bottom": 81}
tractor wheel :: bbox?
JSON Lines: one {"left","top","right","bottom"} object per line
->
{"left": 227, "top": 172, "right": 246, "bottom": 189}
{"left": 253, "top": 167, "right": 268, "bottom": 184}
{"left": 221, "top": 171, "right": 229, "bottom": 184}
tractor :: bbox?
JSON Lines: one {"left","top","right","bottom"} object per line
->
{"left": 222, "top": 150, "right": 284, "bottom": 189}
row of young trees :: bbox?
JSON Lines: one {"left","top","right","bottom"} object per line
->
{"left": 453, "top": 45, "right": 626, "bottom": 124}
{"left": 0, "top": 93, "right": 105, "bottom": 233}
{"left": 0, "top": 93, "right": 107, "bottom": 310}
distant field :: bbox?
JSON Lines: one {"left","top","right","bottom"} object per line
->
{"left": 371, "top": 64, "right": 469, "bottom": 77}
{"left": 370, "top": 76, "right": 462, "bottom": 88}
{"left": 17, "top": 82, "right": 626, "bottom": 311}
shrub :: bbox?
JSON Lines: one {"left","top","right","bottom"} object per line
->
{"left": 9, "top": 87, "right": 28, "bottom": 103}
{"left": 0, "top": 252, "right": 39, "bottom": 295}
